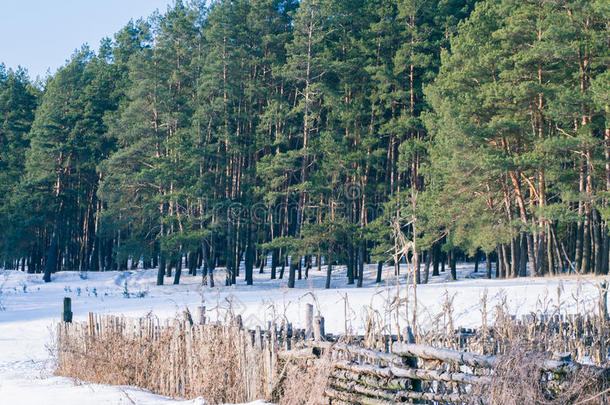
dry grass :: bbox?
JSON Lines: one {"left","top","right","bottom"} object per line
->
{"left": 356, "top": 281, "right": 610, "bottom": 404}
{"left": 55, "top": 281, "right": 610, "bottom": 405}
{"left": 55, "top": 312, "right": 332, "bottom": 404}
{"left": 412, "top": 282, "right": 610, "bottom": 368}
{"left": 56, "top": 308, "right": 610, "bottom": 405}
{"left": 486, "top": 342, "right": 610, "bottom": 405}
{"left": 278, "top": 353, "right": 333, "bottom": 405}
{"left": 56, "top": 315, "right": 251, "bottom": 404}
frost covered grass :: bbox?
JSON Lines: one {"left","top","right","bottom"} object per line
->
{"left": 0, "top": 263, "right": 609, "bottom": 404}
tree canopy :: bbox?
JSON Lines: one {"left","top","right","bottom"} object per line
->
{"left": 0, "top": 0, "right": 607, "bottom": 287}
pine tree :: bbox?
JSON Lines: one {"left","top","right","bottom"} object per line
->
{"left": 0, "top": 66, "right": 40, "bottom": 268}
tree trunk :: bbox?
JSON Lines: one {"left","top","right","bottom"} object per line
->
{"left": 485, "top": 252, "right": 492, "bottom": 279}
{"left": 297, "top": 256, "right": 302, "bottom": 280}
{"left": 43, "top": 222, "right": 59, "bottom": 283}
{"left": 510, "top": 238, "right": 518, "bottom": 277}
{"left": 173, "top": 254, "right": 182, "bottom": 285}
{"left": 357, "top": 244, "right": 364, "bottom": 288}
{"left": 582, "top": 212, "right": 591, "bottom": 273}
{"left": 279, "top": 251, "right": 286, "bottom": 279}
{"left": 501, "top": 244, "right": 509, "bottom": 279}
{"left": 225, "top": 259, "right": 232, "bottom": 286}
{"left": 594, "top": 211, "right": 603, "bottom": 274}
{"left": 271, "top": 249, "right": 278, "bottom": 279}
{"left": 376, "top": 261, "right": 383, "bottom": 283}
{"left": 575, "top": 161, "right": 586, "bottom": 272}
{"left": 347, "top": 244, "right": 355, "bottom": 284}
{"left": 473, "top": 250, "right": 479, "bottom": 273}
{"left": 495, "top": 248, "right": 501, "bottom": 278}
{"left": 288, "top": 256, "right": 297, "bottom": 288}
{"left": 603, "top": 231, "right": 609, "bottom": 275}
{"left": 423, "top": 251, "right": 432, "bottom": 284}
{"left": 208, "top": 250, "right": 215, "bottom": 288}
{"left": 303, "top": 256, "right": 308, "bottom": 279}
{"left": 157, "top": 253, "right": 165, "bottom": 286}
{"left": 432, "top": 243, "right": 440, "bottom": 276}
{"left": 325, "top": 258, "right": 333, "bottom": 289}
{"left": 449, "top": 250, "right": 456, "bottom": 281}
{"left": 188, "top": 251, "right": 197, "bottom": 276}
{"left": 259, "top": 251, "right": 265, "bottom": 274}
{"left": 201, "top": 247, "right": 209, "bottom": 284}
{"left": 519, "top": 234, "right": 528, "bottom": 276}
{"left": 245, "top": 229, "right": 254, "bottom": 285}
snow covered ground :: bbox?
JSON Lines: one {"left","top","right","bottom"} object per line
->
{"left": 0, "top": 263, "right": 608, "bottom": 404}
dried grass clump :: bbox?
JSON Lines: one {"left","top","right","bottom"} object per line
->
{"left": 486, "top": 343, "right": 610, "bottom": 405}
{"left": 278, "top": 353, "right": 333, "bottom": 405}
{"left": 56, "top": 317, "right": 248, "bottom": 404}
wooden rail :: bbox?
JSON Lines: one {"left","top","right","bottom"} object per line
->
{"left": 297, "top": 340, "right": 610, "bottom": 404}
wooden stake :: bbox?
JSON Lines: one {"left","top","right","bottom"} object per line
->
{"left": 196, "top": 306, "right": 206, "bottom": 324}
{"left": 305, "top": 303, "right": 314, "bottom": 338}
{"left": 62, "top": 297, "right": 72, "bottom": 323}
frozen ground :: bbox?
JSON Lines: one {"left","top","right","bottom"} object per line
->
{"left": 0, "top": 262, "right": 608, "bottom": 404}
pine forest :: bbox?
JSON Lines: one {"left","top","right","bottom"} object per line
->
{"left": 0, "top": 0, "right": 608, "bottom": 288}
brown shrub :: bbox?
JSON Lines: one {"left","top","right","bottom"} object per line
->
{"left": 56, "top": 316, "right": 250, "bottom": 404}
{"left": 278, "top": 353, "right": 333, "bottom": 405}
{"left": 485, "top": 343, "right": 610, "bottom": 405}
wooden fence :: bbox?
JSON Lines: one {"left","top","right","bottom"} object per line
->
{"left": 58, "top": 311, "right": 288, "bottom": 401}
{"left": 413, "top": 312, "right": 610, "bottom": 365}
{"left": 56, "top": 298, "right": 610, "bottom": 404}
{"left": 309, "top": 340, "right": 610, "bottom": 404}
{"left": 56, "top": 301, "right": 331, "bottom": 402}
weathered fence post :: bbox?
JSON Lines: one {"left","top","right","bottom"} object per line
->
{"left": 62, "top": 297, "right": 72, "bottom": 323}
{"left": 183, "top": 309, "right": 193, "bottom": 326}
{"left": 405, "top": 326, "right": 422, "bottom": 398}
{"left": 320, "top": 316, "right": 325, "bottom": 338}
{"left": 196, "top": 306, "right": 206, "bottom": 325}
{"left": 600, "top": 282, "right": 609, "bottom": 322}
{"left": 88, "top": 312, "right": 95, "bottom": 337}
{"left": 313, "top": 315, "right": 325, "bottom": 341}
{"left": 305, "top": 304, "right": 313, "bottom": 339}
{"left": 286, "top": 322, "right": 293, "bottom": 350}
{"left": 255, "top": 325, "right": 263, "bottom": 350}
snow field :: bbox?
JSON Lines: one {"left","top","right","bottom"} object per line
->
{"left": 0, "top": 263, "right": 607, "bottom": 404}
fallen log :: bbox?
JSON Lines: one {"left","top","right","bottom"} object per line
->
{"left": 303, "top": 341, "right": 402, "bottom": 365}
{"left": 328, "top": 377, "right": 466, "bottom": 403}
{"left": 334, "top": 360, "right": 493, "bottom": 386}
{"left": 392, "top": 343, "right": 496, "bottom": 369}
{"left": 325, "top": 387, "right": 394, "bottom": 405}
{"left": 333, "top": 366, "right": 410, "bottom": 390}
{"left": 392, "top": 343, "right": 610, "bottom": 377}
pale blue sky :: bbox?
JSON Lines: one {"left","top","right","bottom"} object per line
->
{"left": 0, "top": 0, "right": 175, "bottom": 80}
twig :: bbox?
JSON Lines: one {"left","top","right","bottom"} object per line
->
{"left": 573, "top": 386, "right": 610, "bottom": 405}
{"left": 119, "top": 388, "right": 137, "bottom": 405}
